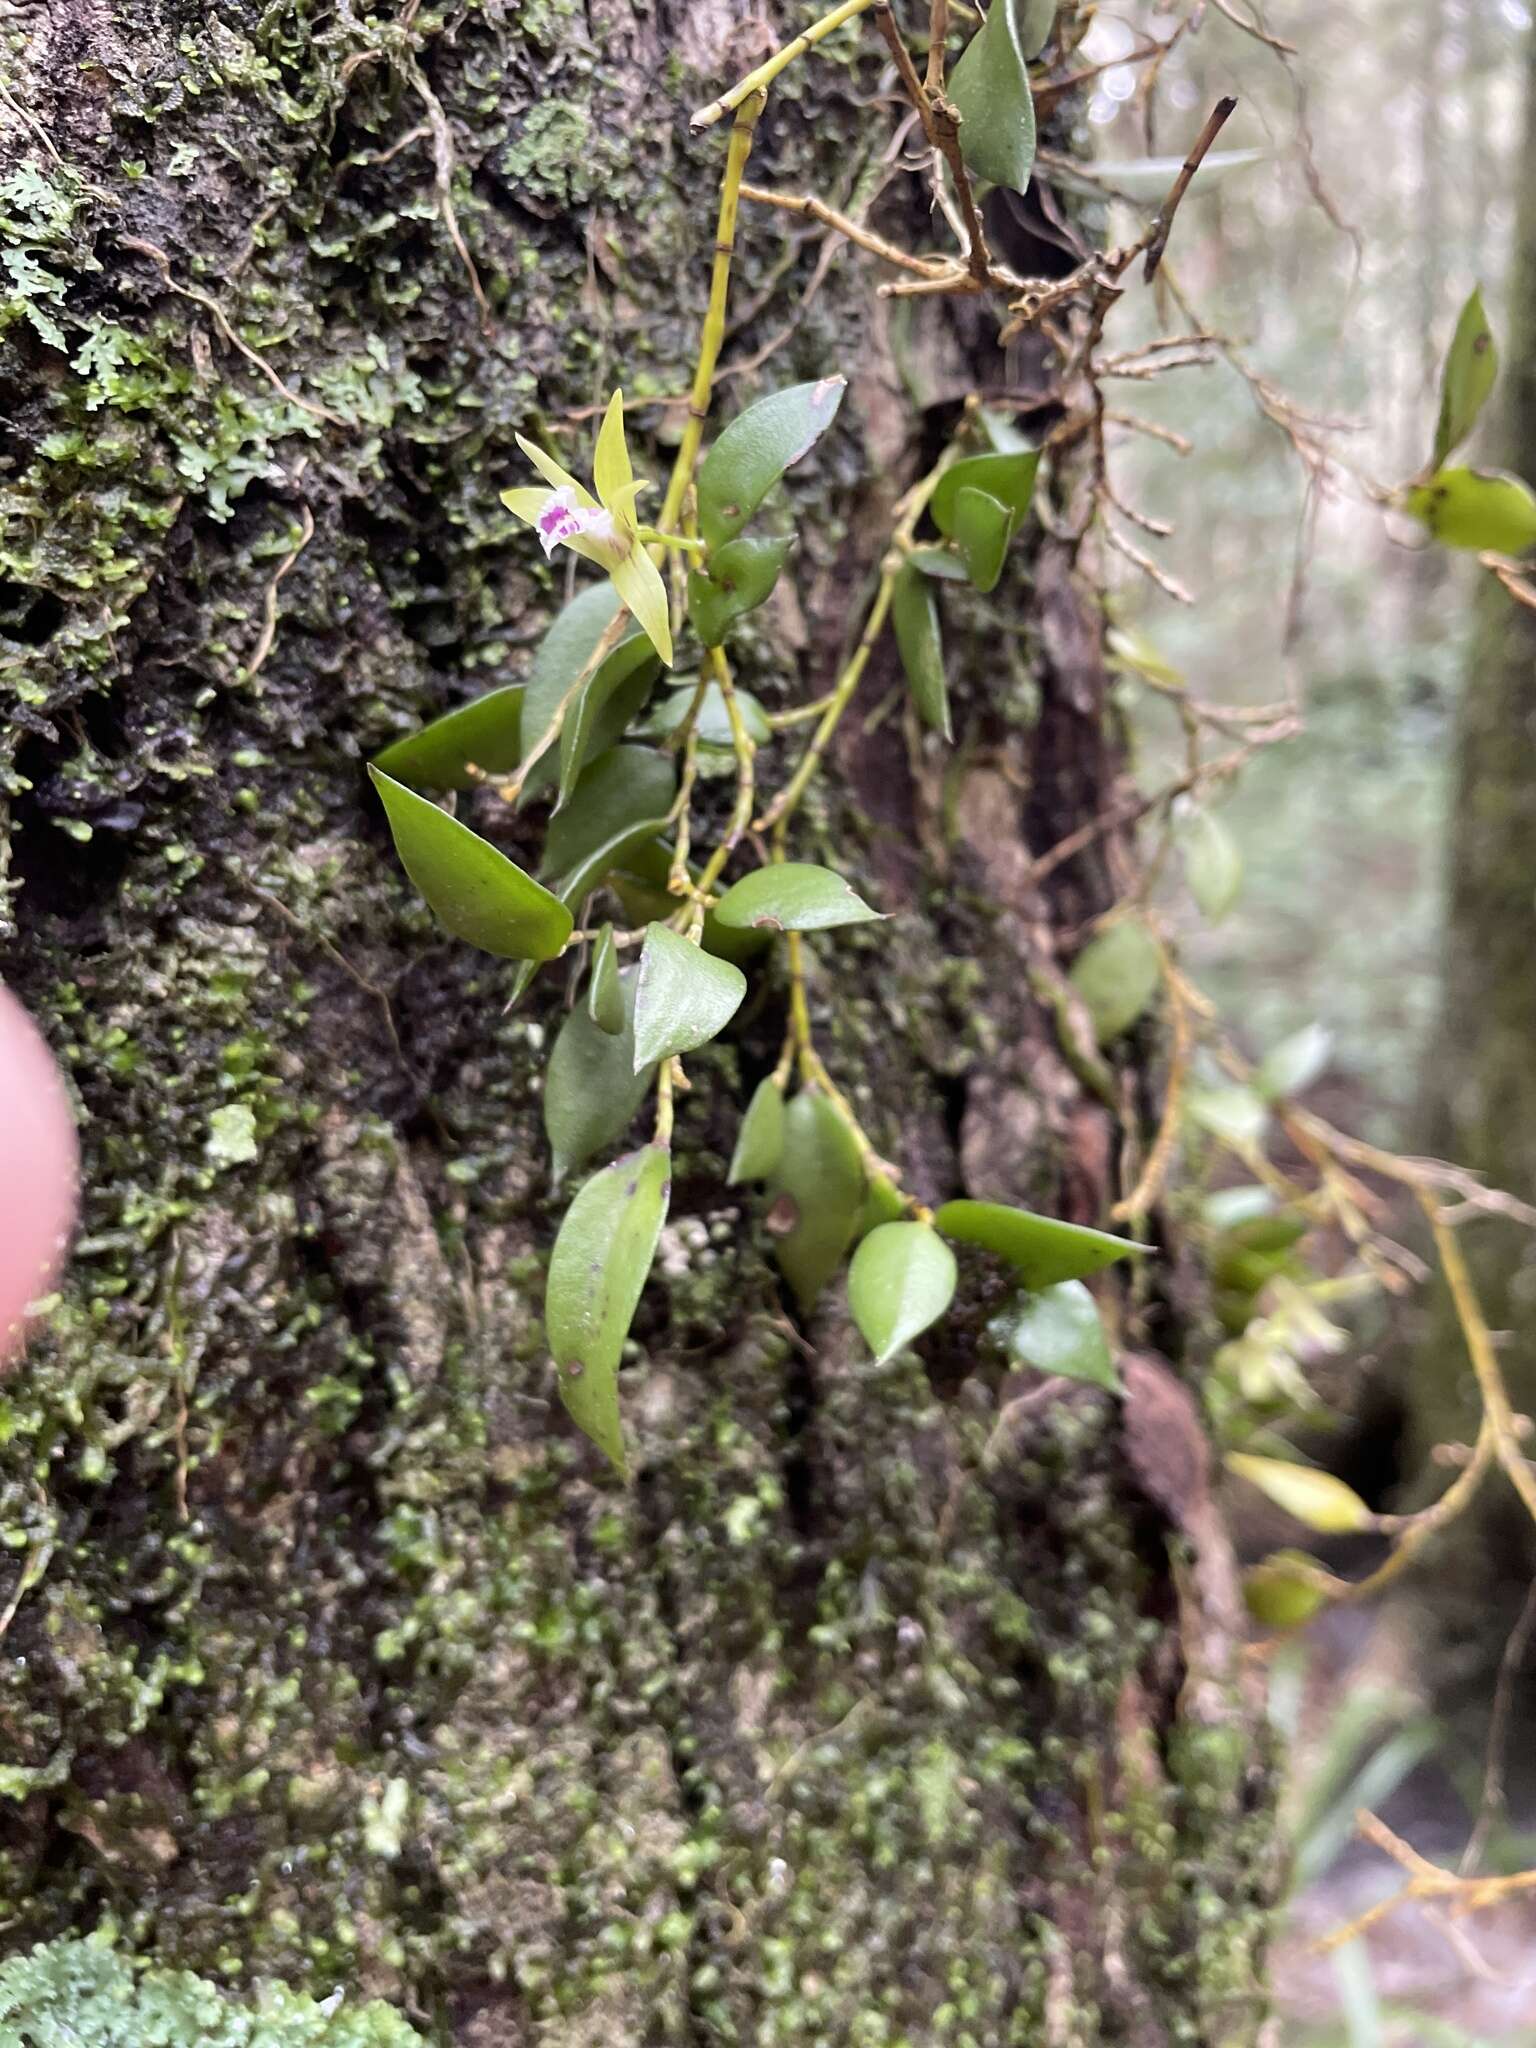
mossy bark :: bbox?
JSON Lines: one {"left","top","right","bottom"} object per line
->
{"left": 0, "top": 3, "right": 1276, "bottom": 2040}
{"left": 1408, "top": 27, "right": 1536, "bottom": 1665}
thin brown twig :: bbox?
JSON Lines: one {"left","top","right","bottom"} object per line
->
{"left": 244, "top": 503, "right": 315, "bottom": 682}
{"left": 1142, "top": 95, "right": 1238, "bottom": 280}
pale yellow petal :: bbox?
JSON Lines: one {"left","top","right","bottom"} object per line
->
{"left": 592, "top": 390, "right": 635, "bottom": 511}
{"left": 514, "top": 433, "right": 593, "bottom": 503}
{"left": 609, "top": 545, "right": 672, "bottom": 666}
{"left": 502, "top": 486, "right": 555, "bottom": 524}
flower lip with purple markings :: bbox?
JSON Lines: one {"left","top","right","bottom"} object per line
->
{"left": 535, "top": 487, "right": 617, "bottom": 560}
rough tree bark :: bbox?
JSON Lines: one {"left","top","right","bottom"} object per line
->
{"left": 1409, "top": 26, "right": 1536, "bottom": 1668}
{"left": 0, "top": 2, "right": 1275, "bottom": 2040}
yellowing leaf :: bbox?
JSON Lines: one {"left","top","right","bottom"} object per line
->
{"left": 1243, "top": 1549, "right": 1338, "bottom": 1629}
{"left": 1432, "top": 285, "right": 1498, "bottom": 469}
{"left": 1226, "top": 1452, "right": 1374, "bottom": 1534}
{"left": 370, "top": 767, "right": 572, "bottom": 961}
{"left": 546, "top": 1144, "right": 671, "bottom": 1473}
{"left": 1406, "top": 467, "right": 1536, "bottom": 554}
{"left": 847, "top": 1221, "right": 957, "bottom": 1364}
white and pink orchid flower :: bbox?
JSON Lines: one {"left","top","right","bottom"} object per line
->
{"left": 503, "top": 391, "right": 673, "bottom": 666}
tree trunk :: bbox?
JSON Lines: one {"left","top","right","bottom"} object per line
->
{"left": 1409, "top": 27, "right": 1536, "bottom": 1668}
{"left": 0, "top": 2, "right": 1276, "bottom": 2039}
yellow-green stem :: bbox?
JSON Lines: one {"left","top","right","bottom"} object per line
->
{"left": 691, "top": 643, "right": 757, "bottom": 900}
{"left": 654, "top": 1058, "right": 676, "bottom": 1146}
{"left": 689, "top": 0, "right": 876, "bottom": 132}
{"left": 658, "top": 91, "right": 767, "bottom": 538}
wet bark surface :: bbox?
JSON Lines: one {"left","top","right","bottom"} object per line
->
{"left": 0, "top": 2, "right": 1275, "bottom": 2039}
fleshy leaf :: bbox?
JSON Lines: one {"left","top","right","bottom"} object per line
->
{"left": 373, "top": 685, "right": 524, "bottom": 792}
{"left": 728, "top": 1075, "right": 786, "bottom": 1184}
{"left": 934, "top": 1198, "right": 1142, "bottom": 1288}
{"left": 932, "top": 450, "right": 1041, "bottom": 537}
{"left": 1070, "top": 918, "right": 1162, "bottom": 1043}
{"left": 632, "top": 924, "right": 747, "bottom": 1069}
{"left": 848, "top": 1221, "right": 957, "bottom": 1364}
{"left": 1178, "top": 806, "right": 1243, "bottom": 922}
{"left": 1405, "top": 467, "right": 1536, "bottom": 553}
{"left": 541, "top": 746, "right": 676, "bottom": 883}
{"left": 905, "top": 545, "right": 970, "bottom": 582}
{"left": 1019, "top": 0, "right": 1056, "bottom": 57}
{"left": 1432, "top": 285, "right": 1498, "bottom": 469}
{"left": 1002, "top": 1279, "right": 1119, "bottom": 1389}
{"left": 558, "top": 635, "right": 664, "bottom": 801}
{"left": 892, "top": 565, "right": 951, "bottom": 739}
{"left": 687, "top": 535, "right": 792, "bottom": 647}
{"left": 952, "top": 486, "right": 1015, "bottom": 593}
{"left": 949, "top": 0, "right": 1038, "bottom": 195}
{"left": 1243, "top": 1549, "right": 1337, "bottom": 1628}
{"left": 370, "top": 766, "right": 572, "bottom": 960}
{"left": 1225, "top": 1452, "right": 1374, "bottom": 1534}
{"left": 544, "top": 968, "right": 654, "bottom": 1184}
{"left": 697, "top": 379, "right": 847, "bottom": 551}
{"left": 768, "top": 1090, "right": 865, "bottom": 1311}
{"left": 546, "top": 1143, "right": 671, "bottom": 1473}
{"left": 588, "top": 923, "right": 625, "bottom": 1035}
{"left": 713, "top": 862, "right": 883, "bottom": 933}
{"left": 554, "top": 817, "right": 672, "bottom": 911}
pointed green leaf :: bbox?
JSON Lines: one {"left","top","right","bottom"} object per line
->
{"left": 518, "top": 583, "right": 622, "bottom": 778}
{"left": 1178, "top": 806, "right": 1242, "bottom": 922}
{"left": 632, "top": 925, "right": 746, "bottom": 1069}
{"left": 1405, "top": 467, "right": 1536, "bottom": 554}
{"left": 1002, "top": 1279, "right": 1118, "bottom": 1389}
{"left": 1256, "top": 1023, "right": 1331, "bottom": 1101}
{"left": 768, "top": 1090, "right": 865, "bottom": 1311}
{"left": 547, "top": 1143, "right": 671, "bottom": 1473}
{"left": 643, "top": 682, "right": 772, "bottom": 747}
{"left": 906, "top": 545, "right": 970, "bottom": 582}
{"left": 1019, "top": 0, "right": 1056, "bottom": 57}
{"left": 848, "top": 1221, "right": 957, "bottom": 1364}
{"left": 1432, "top": 285, "right": 1497, "bottom": 469}
{"left": 713, "top": 862, "right": 883, "bottom": 933}
{"left": 588, "top": 923, "right": 625, "bottom": 1034}
{"left": 892, "top": 565, "right": 951, "bottom": 739}
{"left": 728, "top": 1075, "right": 786, "bottom": 1183}
{"left": 555, "top": 818, "right": 672, "bottom": 912}
{"left": 931, "top": 450, "right": 1040, "bottom": 538}
{"left": 545, "top": 968, "right": 655, "bottom": 1183}
{"left": 540, "top": 745, "right": 676, "bottom": 882}
{"left": 1070, "top": 918, "right": 1161, "bottom": 1043}
{"left": 949, "top": 0, "right": 1038, "bottom": 195}
{"left": 370, "top": 766, "right": 572, "bottom": 960}
{"left": 697, "top": 378, "right": 847, "bottom": 551}
{"left": 687, "top": 535, "right": 792, "bottom": 646}
{"left": 934, "top": 1199, "right": 1141, "bottom": 1288}
{"left": 558, "top": 635, "right": 664, "bottom": 801}
{"left": 373, "top": 685, "right": 524, "bottom": 791}
{"left": 952, "top": 486, "right": 1015, "bottom": 593}
{"left": 1226, "top": 1453, "right": 1374, "bottom": 1534}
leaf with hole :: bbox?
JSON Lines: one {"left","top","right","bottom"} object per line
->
{"left": 728, "top": 1075, "right": 785, "bottom": 1183}
{"left": 892, "top": 566, "right": 950, "bottom": 738}
{"left": 687, "top": 536, "right": 792, "bottom": 647}
{"left": 545, "top": 968, "right": 654, "bottom": 1184}
{"left": 373, "top": 685, "right": 524, "bottom": 792}
{"left": 848, "top": 1221, "right": 957, "bottom": 1364}
{"left": 697, "top": 378, "right": 847, "bottom": 550}
{"left": 632, "top": 925, "right": 746, "bottom": 1069}
{"left": 950, "top": 0, "right": 1038, "bottom": 195}
{"left": 1432, "top": 285, "right": 1498, "bottom": 469}
{"left": 1070, "top": 918, "right": 1161, "bottom": 1043}
{"left": 1226, "top": 1452, "right": 1373, "bottom": 1534}
{"left": 1243, "top": 1549, "right": 1336, "bottom": 1629}
{"left": 1001, "top": 1279, "right": 1118, "bottom": 1389}
{"left": 1405, "top": 467, "right": 1536, "bottom": 553}
{"left": 767, "top": 1090, "right": 866, "bottom": 1311}
{"left": 934, "top": 1198, "right": 1141, "bottom": 1288}
{"left": 588, "top": 923, "right": 624, "bottom": 1035}
{"left": 932, "top": 449, "right": 1041, "bottom": 537}
{"left": 547, "top": 1143, "right": 671, "bottom": 1474}
{"left": 370, "top": 767, "right": 572, "bottom": 960}
{"left": 713, "top": 862, "right": 883, "bottom": 933}
{"left": 1178, "top": 805, "right": 1242, "bottom": 922}
{"left": 540, "top": 746, "right": 676, "bottom": 882}
{"left": 952, "top": 486, "right": 1015, "bottom": 594}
